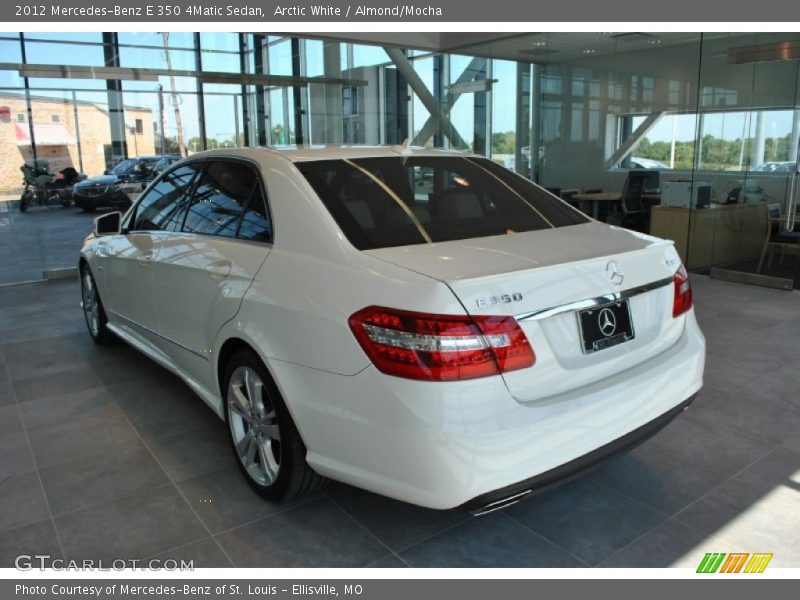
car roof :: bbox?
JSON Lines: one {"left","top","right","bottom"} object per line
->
{"left": 181, "top": 145, "right": 475, "bottom": 163}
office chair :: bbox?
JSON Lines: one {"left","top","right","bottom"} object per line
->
{"left": 619, "top": 173, "right": 648, "bottom": 231}
{"left": 757, "top": 203, "right": 800, "bottom": 273}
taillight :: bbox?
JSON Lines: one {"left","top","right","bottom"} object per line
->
{"left": 673, "top": 264, "right": 693, "bottom": 317}
{"left": 348, "top": 306, "right": 535, "bottom": 381}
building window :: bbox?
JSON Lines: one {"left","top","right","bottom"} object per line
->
{"left": 342, "top": 86, "right": 361, "bottom": 144}
{"left": 342, "top": 86, "right": 360, "bottom": 117}
{"left": 17, "top": 113, "right": 25, "bottom": 123}
{"left": 51, "top": 114, "right": 60, "bottom": 123}
{"left": 135, "top": 118, "right": 144, "bottom": 134}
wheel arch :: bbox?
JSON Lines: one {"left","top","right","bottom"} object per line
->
{"left": 215, "top": 335, "right": 312, "bottom": 448}
{"left": 216, "top": 337, "right": 257, "bottom": 397}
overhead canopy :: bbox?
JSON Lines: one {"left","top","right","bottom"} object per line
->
{"left": 15, "top": 123, "right": 76, "bottom": 146}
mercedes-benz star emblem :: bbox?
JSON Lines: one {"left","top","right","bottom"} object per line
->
{"left": 606, "top": 260, "right": 624, "bottom": 286}
{"left": 598, "top": 308, "right": 617, "bottom": 337}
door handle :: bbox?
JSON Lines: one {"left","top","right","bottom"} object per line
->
{"left": 137, "top": 251, "right": 154, "bottom": 265}
{"left": 205, "top": 260, "right": 232, "bottom": 279}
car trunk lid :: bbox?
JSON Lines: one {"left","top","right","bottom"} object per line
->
{"left": 365, "top": 221, "right": 684, "bottom": 402}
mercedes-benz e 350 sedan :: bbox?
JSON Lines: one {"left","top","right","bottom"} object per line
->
{"left": 79, "top": 146, "right": 705, "bottom": 512}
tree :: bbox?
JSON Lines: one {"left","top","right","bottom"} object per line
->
{"left": 492, "top": 131, "right": 515, "bottom": 155}
{"left": 632, "top": 133, "right": 796, "bottom": 170}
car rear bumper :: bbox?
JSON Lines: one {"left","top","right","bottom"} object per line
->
{"left": 269, "top": 309, "right": 705, "bottom": 510}
{"left": 460, "top": 393, "right": 697, "bottom": 514}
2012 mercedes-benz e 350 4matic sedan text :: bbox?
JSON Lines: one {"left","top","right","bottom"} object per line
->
{"left": 79, "top": 146, "right": 704, "bottom": 512}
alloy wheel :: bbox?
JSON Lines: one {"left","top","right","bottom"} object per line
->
{"left": 82, "top": 271, "right": 100, "bottom": 336}
{"left": 227, "top": 366, "right": 282, "bottom": 486}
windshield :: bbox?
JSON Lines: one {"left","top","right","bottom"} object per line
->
{"left": 110, "top": 158, "right": 156, "bottom": 175}
{"left": 152, "top": 157, "right": 175, "bottom": 172}
{"left": 109, "top": 159, "right": 138, "bottom": 175}
{"left": 296, "top": 156, "right": 588, "bottom": 250}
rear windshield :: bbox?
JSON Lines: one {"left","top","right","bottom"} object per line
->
{"left": 296, "top": 156, "right": 588, "bottom": 250}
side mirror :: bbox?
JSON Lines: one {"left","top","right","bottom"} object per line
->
{"left": 93, "top": 211, "right": 122, "bottom": 237}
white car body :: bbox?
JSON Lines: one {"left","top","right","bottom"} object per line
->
{"left": 79, "top": 146, "right": 705, "bottom": 511}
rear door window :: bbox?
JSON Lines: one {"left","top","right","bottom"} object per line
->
{"left": 237, "top": 185, "right": 273, "bottom": 243}
{"left": 130, "top": 163, "right": 200, "bottom": 232}
{"left": 182, "top": 160, "right": 262, "bottom": 239}
{"left": 295, "top": 156, "right": 588, "bottom": 250}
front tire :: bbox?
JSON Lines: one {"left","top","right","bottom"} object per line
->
{"left": 224, "top": 350, "right": 326, "bottom": 501}
{"left": 80, "top": 264, "right": 113, "bottom": 345}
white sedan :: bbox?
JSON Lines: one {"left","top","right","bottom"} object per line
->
{"left": 79, "top": 146, "right": 705, "bottom": 512}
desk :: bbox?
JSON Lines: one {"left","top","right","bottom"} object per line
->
{"left": 572, "top": 192, "right": 661, "bottom": 219}
{"left": 650, "top": 202, "right": 766, "bottom": 269}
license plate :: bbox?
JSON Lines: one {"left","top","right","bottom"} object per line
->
{"left": 577, "top": 300, "right": 635, "bottom": 354}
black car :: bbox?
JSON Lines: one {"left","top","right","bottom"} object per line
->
{"left": 73, "top": 156, "right": 172, "bottom": 212}
{"left": 149, "top": 155, "right": 182, "bottom": 181}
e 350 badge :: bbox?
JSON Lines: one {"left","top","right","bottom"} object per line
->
{"left": 476, "top": 293, "right": 523, "bottom": 308}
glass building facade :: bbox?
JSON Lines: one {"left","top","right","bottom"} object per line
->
{"left": 1, "top": 32, "right": 799, "bottom": 287}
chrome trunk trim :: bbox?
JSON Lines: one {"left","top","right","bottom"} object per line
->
{"left": 515, "top": 276, "right": 673, "bottom": 322}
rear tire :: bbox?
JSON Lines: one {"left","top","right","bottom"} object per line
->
{"left": 80, "top": 264, "right": 114, "bottom": 345}
{"left": 224, "top": 349, "right": 326, "bottom": 501}
{"left": 19, "top": 194, "right": 28, "bottom": 212}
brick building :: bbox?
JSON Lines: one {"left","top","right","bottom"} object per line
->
{"left": 0, "top": 93, "right": 155, "bottom": 192}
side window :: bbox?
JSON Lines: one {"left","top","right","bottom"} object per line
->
{"left": 130, "top": 164, "right": 199, "bottom": 231}
{"left": 182, "top": 161, "right": 258, "bottom": 239}
{"left": 237, "top": 185, "right": 272, "bottom": 243}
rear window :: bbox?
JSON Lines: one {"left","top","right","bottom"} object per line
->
{"left": 295, "top": 156, "right": 588, "bottom": 250}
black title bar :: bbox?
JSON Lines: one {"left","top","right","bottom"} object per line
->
{"left": 4, "top": 0, "right": 800, "bottom": 22}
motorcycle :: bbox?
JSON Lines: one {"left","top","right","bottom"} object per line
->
{"left": 19, "top": 160, "right": 86, "bottom": 212}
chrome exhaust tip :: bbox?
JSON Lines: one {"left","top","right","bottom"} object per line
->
{"left": 471, "top": 489, "right": 532, "bottom": 516}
